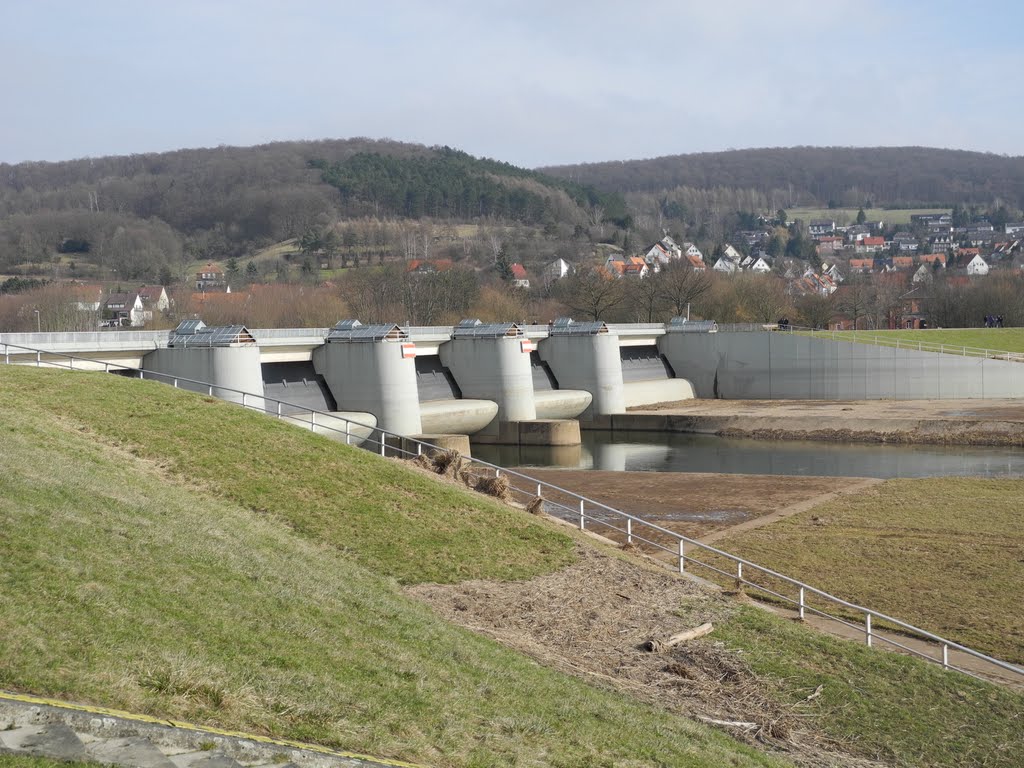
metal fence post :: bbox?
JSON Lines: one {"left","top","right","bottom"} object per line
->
{"left": 799, "top": 587, "right": 806, "bottom": 621}
{"left": 865, "top": 613, "right": 873, "bottom": 647}
{"left": 241, "top": 392, "right": 247, "bottom": 409}
{"left": 578, "top": 500, "right": 585, "bottom": 530}
{"left": 678, "top": 539, "right": 685, "bottom": 573}
{"left": 208, "top": 384, "right": 214, "bottom": 396}
{"left": 36, "top": 351, "right": 40, "bottom": 367}
{"left": 311, "top": 411, "right": 316, "bottom": 431}
{"left": 736, "top": 561, "right": 744, "bottom": 589}
{"left": 942, "top": 644, "right": 949, "bottom": 670}
{"left": 626, "top": 518, "right": 633, "bottom": 544}
{"left": 537, "top": 483, "right": 542, "bottom": 497}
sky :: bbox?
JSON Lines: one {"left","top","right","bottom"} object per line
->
{"left": 2, "top": 0, "right": 1023, "bottom": 168}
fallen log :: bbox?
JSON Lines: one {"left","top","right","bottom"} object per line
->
{"left": 644, "top": 622, "right": 714, "bottom": 652}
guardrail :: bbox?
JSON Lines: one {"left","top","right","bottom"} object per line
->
{"left": 729, "top": 323, "right": 1024, "bottom": 363}
{"left": 3, "top": 340, "right": 1022, "bottom": 688}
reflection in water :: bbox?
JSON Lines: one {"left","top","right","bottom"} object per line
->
{"left": 472, "top": 431, "right": 1024, "bottom": 479}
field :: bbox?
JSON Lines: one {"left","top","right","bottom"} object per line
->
{"left": 787, "top": 207, "right": 949, "bottom": 226}
{"left": 821, "top": 327, "right": 1024, "bottom": 354}
{"left": 1, "top": 365, "right": 1023, "bottom": 766}
{"left": 714, "top": 478, "right": 1024, "bottom": 664}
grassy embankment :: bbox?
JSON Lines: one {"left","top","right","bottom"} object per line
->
{"left": 713, "top": 478, "right": 1024, "bottom": 665}
{"left": 820, "top": 327, "right": 1024, "bottom": 354}
{"left": 1, "top": 366, "right": 1022, "bottom": 766}
{"left": 787, "top": 207, "right": 949, "bottom": 226}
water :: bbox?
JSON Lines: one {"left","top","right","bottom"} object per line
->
{"left": 472, "top": 430, "right": 1024, "bottom": 479}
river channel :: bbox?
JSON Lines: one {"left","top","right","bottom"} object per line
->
{"left": 472, "top": 431, "right": 1024, "bottom": 479}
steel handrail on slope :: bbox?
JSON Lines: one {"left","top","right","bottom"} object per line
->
{"left": 2, "top": 341, "right": 1022, "bottom": 686}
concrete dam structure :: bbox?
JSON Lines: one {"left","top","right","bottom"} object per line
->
{"left": 9, "top": 322, "right": 1022, "bottom": 447}
{"left": 59, "top": 318, "right": 697, "bottom": 446}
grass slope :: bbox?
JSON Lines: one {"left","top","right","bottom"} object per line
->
{"left": 715, "top": 478, "right": 1024, "bottom": 664}
{"left": 0, "top": 368, "right": 572, "bottom": 586}
{"left": 717, "top": 608, "right": 1024, "bottom": 766}
{"left": 3, "top": 366, "right": 1024, "bottom": 766}
{"left": 0, "top": 367, "right": 778, "bottom": 767}
{"left": 822, "top": 327, "right": 1024, "bottom": 354}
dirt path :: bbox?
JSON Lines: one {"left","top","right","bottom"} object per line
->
{"left": 616, "top": 398, "right": 1024, "bottom": 446}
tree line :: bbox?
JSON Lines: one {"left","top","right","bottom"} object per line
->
{"left": 544, "top": 147, "right": 1024, "bottom": 210}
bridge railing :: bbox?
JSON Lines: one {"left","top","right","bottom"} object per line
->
{"left": 2, "top": 340, "right": 1022, "bottom": 688}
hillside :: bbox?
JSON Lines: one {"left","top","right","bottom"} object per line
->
{"left": 542, "top": 146, "right": 1024, "bottom": 209}
{"left": 1, "top": 365, "right": 1023, "bottom": 766}
{"left": 0, "top": 139, "right": 622, "bottom": 281}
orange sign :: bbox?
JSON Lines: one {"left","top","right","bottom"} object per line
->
{"left": 520, "top": 339, "right": 535, "bottom": 353}
{"left": 401, "top": 343, "right": 417, "bottom": 359}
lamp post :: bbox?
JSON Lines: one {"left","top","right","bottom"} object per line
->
{"left": 34, "top": 309, "right": 40, "bottom": 333}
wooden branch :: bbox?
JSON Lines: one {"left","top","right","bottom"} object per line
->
{"left": 697, "top": 716, "right": 758, "bottom": 730}
{"left": 644, "top": 622, "right": 713, "bottom": 652}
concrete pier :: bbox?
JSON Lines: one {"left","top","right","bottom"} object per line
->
{"left": 539, "top": 322, "right": 626, "bottom": 421}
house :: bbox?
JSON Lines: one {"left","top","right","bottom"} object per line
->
{"left": 685, "top": 254, "right": 707, "bottom": 272}
{"left": 509, "top": 263, "right": 530, "bottom": 289}
{"left": 67, "top": 283, "right": 104, "bottom": 312}
{"left": 406, "top": 259, "right": 454, "bottom": 274}
{"left": 919, "top": 252, "right": 947, "bottom": 268}
{"left": 642, "top": 236, "right": 684, "bottom": 266}
{"left": 103, "top": 292, "right": 146, "bottom": 327}
{"left": 845, "top": 225, "right": 871, "bottom": 242}
{"left": 912, "top": 264, "right": 934, "bottom": 284}
{"left": 911, "top": 213, "right": 952, "bottom": 227}
{"left": 136, "top": 285, "right": 170, "bottom": 318}
{"left": 892, "top": 234, "right": 919, "bottom": 252}
{"left": 816, "top": 236, "right": 845, "bottom": 253}
{"left": 820, "top": 262, "right": 844, "bottom": 283}
{"left": 964, "top": 254, "right": 989, "bottom": 276}
{"left": 930, "top": 233, "right": 954, "bottom": 252}
{"left": 747, "top": 257, "right": 772, "bottom": 273}
{"left": 891, "top": 256, "right": 915, "bottom": 271}
{"left": 847, "top": 258, "right": 875, "bottom": 274}
{"left": 195, "top": 263, "right": 225, "bottom": 291}
{"left": 682, "top": 242, "right": 703, "bottom": 260}
{"left": 713, "top": 256, "right": 739, "bottom": 274}
{"left": 808, "top": 219, "right": 836, "bottom": 237}
{"left": 854, "top": 237, "right": 885, "bottom": 254}
{"left": 542, "top": 258, "right": 572, "bottom": 286}
{"left": 722, "top": 244, "right": 744, "bottom": 262}
{"left": 740, "top": 230, "right": 771, "bottom": 247}
{"left": 606, "top": 256, "right": 649, "bottom": 279}
{"left": 1005, "top": 222, "right": 1024, "bottom": 236}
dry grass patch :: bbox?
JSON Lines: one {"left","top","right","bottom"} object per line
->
{"left": 712, "top": 478, "right": 1024, "bottom": 663}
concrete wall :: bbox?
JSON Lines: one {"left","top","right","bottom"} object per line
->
{"left": 662, "top": 332, "right": 1024, "bottom": 400}
{"left": 142, "top": 347, "right": 265, "bottom": 407}
{"left": 313, "top": 341, "right": 422, "bottom": 435}
{"left": 440, "top": 337, "right": 536, "bottom": 436}
{"left": 539, "top": 334, "right": 626, "bottom": 419}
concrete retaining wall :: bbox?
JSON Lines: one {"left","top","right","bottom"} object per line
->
{"left": 663, "top": 332, "right": 1024, "bottom": 400}
{"left": 142, "top": 347, "right": 265, "bottom": 406}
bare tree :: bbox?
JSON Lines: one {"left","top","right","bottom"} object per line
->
{"left": 658, "top": 261, "right": 712, "bottom": 318}
{"left": 556, "top": 267, "right": 626, "bottom": 320}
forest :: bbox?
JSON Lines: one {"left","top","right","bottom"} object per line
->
{"left": 543, "top": 146, "right": 1024, "bottom": 210}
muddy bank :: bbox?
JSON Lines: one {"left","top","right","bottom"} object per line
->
{"left": 516, "top": 469, "right": 876, "bottom": 541}
{"left": 611, "top": 398, "right": 1024, "bottom": 446}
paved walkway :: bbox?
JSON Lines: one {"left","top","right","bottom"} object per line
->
{"left": 0, "top": 692, "right": 415, "bottom": 768}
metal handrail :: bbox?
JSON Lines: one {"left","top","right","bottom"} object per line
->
{"left": 2, "top": 341, "right": 1022, "bottom": 685}
{"left": 774, "top": 324, "right": 1024, "bottom": 362}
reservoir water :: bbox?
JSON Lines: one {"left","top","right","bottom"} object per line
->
{"left": 472, "top": 431, "right": 1024, "bottom": 479}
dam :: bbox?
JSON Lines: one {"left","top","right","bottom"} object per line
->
{"left": 5, "top": 320, "right": 1024, "bottom": 448}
